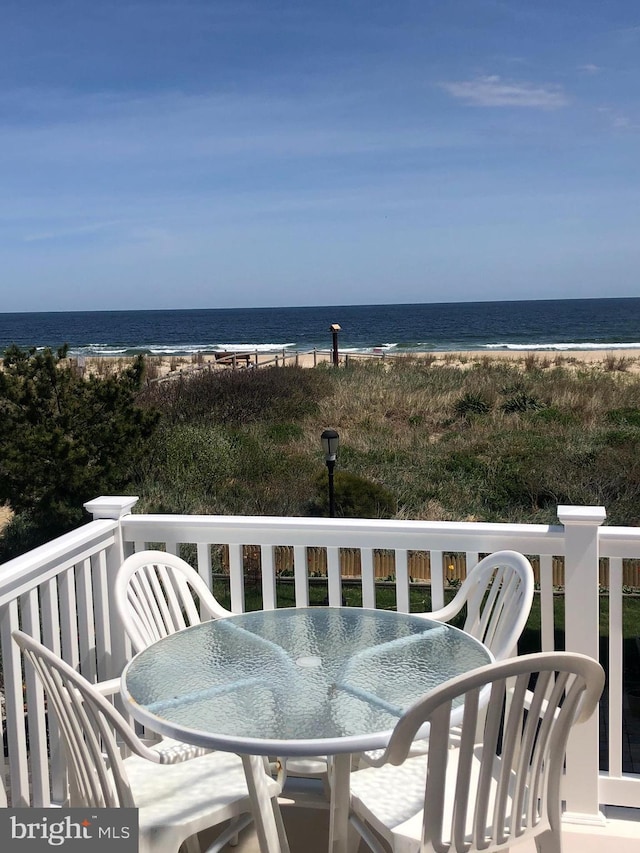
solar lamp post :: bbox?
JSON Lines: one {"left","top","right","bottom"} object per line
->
{"left": 320, "top": 429, "right": 339, "bottom": 518}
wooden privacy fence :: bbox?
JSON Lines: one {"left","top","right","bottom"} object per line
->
{"left": 218, "top": 545, "right": 640, "bottom": 589}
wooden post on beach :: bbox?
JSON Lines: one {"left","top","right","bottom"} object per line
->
{"left": 330, "top": 324, "right": 341, "bottom": 367}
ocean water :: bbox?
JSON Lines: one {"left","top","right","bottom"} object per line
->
{"left": 1, "top": 297, "right": 640, "bottom": 358}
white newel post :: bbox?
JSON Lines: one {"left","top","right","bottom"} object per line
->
{"left": 557, "top": 504, "right": 606, "bottom": 825}
{"left": 84, "top": 496, "right": 139, "bottom": 679}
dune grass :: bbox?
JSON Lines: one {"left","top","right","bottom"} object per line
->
{"left": 134, "top": 357, "right": 640, "bottom": 526}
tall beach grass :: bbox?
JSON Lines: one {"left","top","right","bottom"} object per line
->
{"left": 134, "top": 357, "right": 640, "bottom": 526}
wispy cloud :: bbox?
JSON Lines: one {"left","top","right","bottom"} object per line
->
{"left": 578, "top": 64, "right": 602, "bottom": 74}
{"left": 0, "top": 84, "right": 479, "bottom": 181}
{"left": 439, "top": 75, "right": 568, "bottom": 108}
{"left": 22, "top": 219, "right": 123, "bottom": 243}
{"left": 597, "top": 106, "right": 637, "bottom": 131}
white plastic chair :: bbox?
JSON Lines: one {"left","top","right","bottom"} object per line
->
{"left": 348, "top": 651, "right": 604, "bottom": 853}
{"left": 357, "top": 550, "right": 535, "bottom": 770}
{"left": 424, "top": 550, "right": 535, "bottom": 661}
{"left": 115, "top": 550, "right": 233, "bottom": 653}
{"left": 12, "top": 630, "right": 286, "bottom": 853}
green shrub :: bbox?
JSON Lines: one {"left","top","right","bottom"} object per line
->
{"left": 601, "top": 429, "right": 639, "bottom": 448}
{"left": 144, "top": 423, "right": 238, "bottom": 497}
{"left": 0, "top": 345, "right": 158, "bottom": 553}
{"left": 606, "top": 408, "right": 640, "bottom": 428}
{"left": 440, "top": 450, "right": 488, "bottom": 478}
{"left": 137, "top": 425, "right": 318, "bottom": 517}
{"left": 500, "top": 392, "right": 544, "bottom": 413}
{"left": 533, "top": 407, "right": 576, "bottom": 425}
{"left": 266, "top": 422, "right": 304, "bottom": 443}
{"left": 453, "top": 393, "right": 491, "bottom": 418}
{"left": 139, "top": 365, "right": 331, "bottom": 426}
{"left": 500, "top": 381, "right": 527, "bottom": 395}
{"left": 307, "top": 471, "right": 397, "bottom": 518}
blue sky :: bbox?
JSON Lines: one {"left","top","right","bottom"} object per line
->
{"left": 1, "top": 1, "right": 639, "bottom": 311}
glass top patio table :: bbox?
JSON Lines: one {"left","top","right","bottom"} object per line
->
{"left": 121, "top": 606, "right": 492, "bottom": 757}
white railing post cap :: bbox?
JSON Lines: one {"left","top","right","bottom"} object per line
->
{"left": 557, "top": 506, "right": 606, "bottom": 526}
{"left": 83, "top": 496, "right": 139, "bottom": 520}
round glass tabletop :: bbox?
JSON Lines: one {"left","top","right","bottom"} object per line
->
{"left": 122, "top": 607, "right": 492, "bottom": 756}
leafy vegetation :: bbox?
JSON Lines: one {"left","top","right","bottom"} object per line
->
{"left": 131, "top": 357, "right": 640, "bottom": 527}
{"left": 5, "top": 353, "right": 640, "bottom": 561}
{"left": 0, "top": 345, "right": 159, "bottom": 558}
{"left": 307, "top": 470, "right": 397, "bottom": 518}
{"left": 138, "top": 364, "right": 331, "bottom": 426}
{"left": 453, "top": 392, "right": 492, "bottom": 418}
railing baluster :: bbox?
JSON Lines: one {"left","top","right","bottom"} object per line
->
{"left": 361, "top": 548, "right": 375, "bottom": 609}
{"left": 92, "top": 550, "right": 111, "bottom": 682}
{"left": 327, "top": 547, "right": 342, "bottom": 605}
{"left": 430, "top": 550, "right": 445, "bottom": 610}
{"left": 539, "top": 554, "right": 555, "bottom": 652}
{"left": 260, "top": 545, "right": 277, "bottom": 610}
{"left": 0, "top": 600, "right": 31, "bottom": 806}
{"left": 58, "top": 565, "right": 80, "bottom": 671}
{"left": 20, "top": 590, "right": 49, "bottom": 806}
{"left": 293, "top": 545, "right": 309, "bottom": 607}
{"left": 395, "top": 550, "right": 410, "bottom": 613}
{"left": 76, "top": 557, "right": 97, "bottom": 683}
{"left": 40, "top": 577, "right": 66, "bottom": 804}
{"left": 228, "top": 544, "right": 245, "bottom": 613}
{"left": 608, "top": 556, "right": 624, "bottom": 778}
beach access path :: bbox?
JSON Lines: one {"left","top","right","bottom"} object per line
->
{"left": 76, "top": 347, "right": 640, "bottom": 384}
{"left": 167, "top": 347, "right": 638, "bottom": 383}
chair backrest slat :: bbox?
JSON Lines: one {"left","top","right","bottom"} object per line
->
{"left": 154, "top": 564, "right": 190, "bottom": 633}
{"left": 420, "top": 702, "right": 451, "bottom": 850}
{"left": 452, "top": 687, "right": 479, "bottom": 851}
{"left": 491, "top": 672, "right": 528, "bottom": 842}
{"left": 130, "top": 568, "right": 171, "bottom": 642}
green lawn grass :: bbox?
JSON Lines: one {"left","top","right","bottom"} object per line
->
{"left": 212, "top": 578, "right": 640, "bottom": 644}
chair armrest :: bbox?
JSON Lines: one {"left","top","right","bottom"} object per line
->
{"left": 90, "top": 679, "right": 211, "bottom": 764}
{"left": 150, "top": 738, "right": 212, "bottom": 764}
{"left": 94, "top": 677, "right": 122, "bottom": 697}
{"left": 418, "top": 597, "right": 462, "bottom": 625}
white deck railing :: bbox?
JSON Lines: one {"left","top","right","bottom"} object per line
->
{"left": 1, "top": 496, "right": 639, "bottom": 819}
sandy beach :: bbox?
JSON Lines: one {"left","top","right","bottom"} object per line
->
{"left": 84, "top": 347, "right": 640, "bottom": 382}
